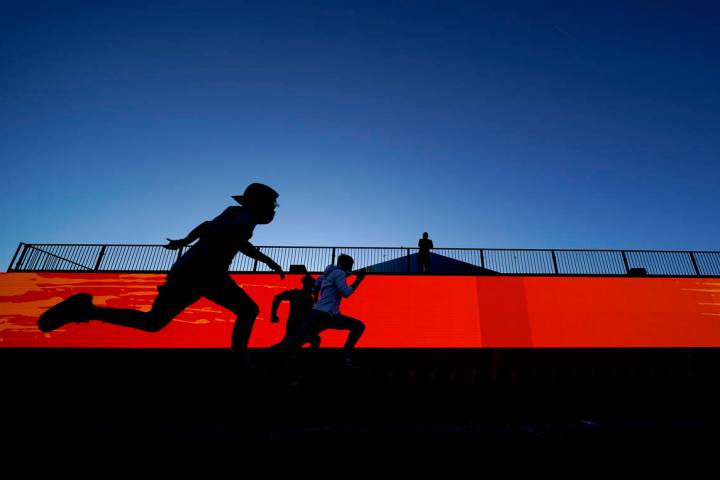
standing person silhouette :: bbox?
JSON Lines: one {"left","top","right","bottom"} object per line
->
{"left": 418, "top": 232, "right": 434, "bottom": 273}
{"left": 288, "top": 254, "right": 366, "bottom": 368}
{"left": 270, "top": 274, "right": 321, "bottom": 349}
{"left": 38, "top": 183, "right": 285, "bottom": 351}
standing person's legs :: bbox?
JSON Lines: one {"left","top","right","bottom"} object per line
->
{"left": 418, "top": 255, "right": 430, "bottom": 273}
{"left": 417, "top": 255, "right": 424, "bottom": 273}
{"left": 202, "top": 276, "right": 259, "bottom": 350}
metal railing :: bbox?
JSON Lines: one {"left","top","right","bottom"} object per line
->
{"left": 7, "top": 242, "right": 720, "bottom": 276}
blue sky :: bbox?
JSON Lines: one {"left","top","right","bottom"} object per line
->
{"left": 2, "top": 0, "right": 719, "bottom": 269}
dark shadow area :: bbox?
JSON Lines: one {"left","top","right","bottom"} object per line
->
{"left": 273, "top": 255, "right": 366, "bottom": 368}
{"left": 4, "top": 347, "right": 720, "bottom": 458}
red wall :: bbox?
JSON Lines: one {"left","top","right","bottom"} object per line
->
{"left": 1, "top": 272, "right": 719, "bottom": 347}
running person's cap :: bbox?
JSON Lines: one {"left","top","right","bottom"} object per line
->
{"left": 232, "top": 183, "right": 279, "bottom": 206}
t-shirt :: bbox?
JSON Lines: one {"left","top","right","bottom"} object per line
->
{"left": 418, "top": 238, "right": 434, "bottom": 256}
{"left": 279, "top": 289, "right": 315, "bottom": 327}
{"left": 172, "top": 206, "right": 256, "bottom": 275}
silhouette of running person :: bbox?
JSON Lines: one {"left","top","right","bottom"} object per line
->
{"left": 38, "top": 183, "right": 285, "bottom": 350}
{"left": 288, "top": 254, "right": 366, "bottom": 368}
{"left": 271, "top": 274, "right": 321, "bottom": 349}
{"left": 418, "top": 232, "right": 434, "bottom": 273}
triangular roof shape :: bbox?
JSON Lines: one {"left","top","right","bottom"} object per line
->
{"left": 365, "top": 252, "right": 498, "bottom": 275}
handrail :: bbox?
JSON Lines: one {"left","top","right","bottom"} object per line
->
{"left": 7, "top": 243, "right": 720, "bottom": 276}
{"left": 7, "top": 242, "right": 720, "bottom": 254}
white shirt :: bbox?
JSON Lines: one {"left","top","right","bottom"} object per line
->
{"left": 313, "top": 265, "right": 355, "bottom": 315}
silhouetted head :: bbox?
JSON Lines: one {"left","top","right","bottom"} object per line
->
{"left": 232, "top": 183, "right": 279, "bottom": 224}
{"left": 423, "top": 232, "right": 429, "bottom": 239}
{"left": 337, "top": 254, "right": 354, "bottom": 273}
{"left": 301, "top": 274, "right": 315, "bottom": 291}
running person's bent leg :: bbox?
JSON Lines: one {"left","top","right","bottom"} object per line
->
{"left": 317, "top": 314, "right": 365, "bottom": 351}
{"left": 337, "top": 314, "right": 365, "bottom": 350}
{"left": 91, "top": 280, "right": 200, "bottom": 332}
{"left": 283, "top": 316, "right": 322, "bottom": 349}
{"left": 281, "top": 310, "right": 328, "bottom": 350}
{"left": 202, "top": 276, "right": 259, "bottom": 350}
{"left": 39, "top": 278, "right": 199, "bottom": 333}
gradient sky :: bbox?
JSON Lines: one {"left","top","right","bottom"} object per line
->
{"left": 2, "top": 0, "right": 719, "bottom": 270}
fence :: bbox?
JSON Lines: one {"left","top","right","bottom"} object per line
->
{"left": 7, "top": 243, "right": 720, "bottom": 276}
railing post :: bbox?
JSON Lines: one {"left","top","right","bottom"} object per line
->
{"left": 480, "top": 249, "right": 485, "bottom": 269}
{"left": 253, "top": 247, "right": 260, "bottom": 272}
{"left": 689, "top": 252, "right": 701, "bottom": 276}
{"left": 331, "top": 247, "right": 336, "bottom": 266}
{"left": 94, "top": 245, "right": 107, "bottom": 271}
{"left": 8, "top": 242, "right": 24, "bottom": 271}
{"left": 621, "top": 251, "right": 630, "bottom": 274}
{"left": 551, "top": 250, "right": 559, "bottom": 274}
{"left": 14, "top": 244, "right": 29, "bottom": 271}
{"left": 406, "top": 248, "right": 411, "bottom": 273}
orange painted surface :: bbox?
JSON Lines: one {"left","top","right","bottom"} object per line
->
{"left": 1, "top": 273, "right": 719, "bottom": 347}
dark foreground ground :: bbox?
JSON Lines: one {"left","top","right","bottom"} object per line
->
{"left": 4, "top": 348, "right": 720, "bottom": 463}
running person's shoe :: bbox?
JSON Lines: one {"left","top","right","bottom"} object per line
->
{"left": 38, "top": 293, "right": 93, "bottom": 332}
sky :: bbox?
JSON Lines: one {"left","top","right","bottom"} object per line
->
{"left": 2, "top": 0, "right": 719, "bottom": 270}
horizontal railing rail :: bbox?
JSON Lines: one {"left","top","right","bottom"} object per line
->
{"left": 7, "top": 243, "right": 720, "bottom": 276}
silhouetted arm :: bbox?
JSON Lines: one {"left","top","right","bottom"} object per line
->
{"left": 164, "top": 221, "right": 212, "bottom": 250}
{"left": 350, "top": 269, "right": 366, "bottom": 293}
{"left": 335, "top": 270, "right": 365, "bottom": 298}
{"left": 237, "top": 241, "right": 285, "bottom": 279}
{"left": 312, "top": 286, "right": 319, "bottom": 303}
{"left": 271, "top": 291, "right": 292, "bottom": 323}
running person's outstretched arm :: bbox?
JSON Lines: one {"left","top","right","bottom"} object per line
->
{"left": 164, "top": 221, "right": 212, "bottom": 249}
{"left": 271, "top": 291, "right": 292, "bottom": 323}
{"left": 237, "top": 241, "right": 285, "bottom": 279}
